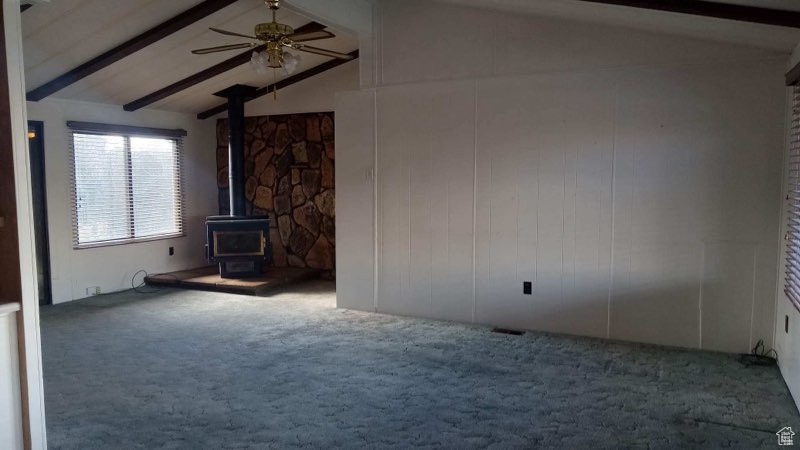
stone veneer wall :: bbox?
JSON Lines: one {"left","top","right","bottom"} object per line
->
{"left": 216, "top": 112, "right": 335, "bottom": 275}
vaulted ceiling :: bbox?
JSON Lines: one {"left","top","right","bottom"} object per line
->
{"left": 21, "top": 0, "right": 358, "bottom": 115}
{"left": 20, "top": 0, "right": 800, "bottom": 118}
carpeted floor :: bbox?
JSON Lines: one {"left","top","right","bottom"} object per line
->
{"left": 40, "top": 281, "right": 798, "bottom": 449}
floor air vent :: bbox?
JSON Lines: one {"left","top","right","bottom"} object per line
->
{"left": 492, "top": 327, "right": 525, "bottom": 336}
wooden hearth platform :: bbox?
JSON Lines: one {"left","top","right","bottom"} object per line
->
{"left": 144, "top": 266, "right": 321, "bottom": 296}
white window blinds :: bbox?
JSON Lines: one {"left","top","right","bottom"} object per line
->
{"left": 786, "top": 86, "right": 800, "bottom": 311}
{"left": 68, "top": 122, "right": 186, "bottom": 248}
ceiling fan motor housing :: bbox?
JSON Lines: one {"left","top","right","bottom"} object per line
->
{"left": 255, "top": 22, "right": 294, "bottom": 40}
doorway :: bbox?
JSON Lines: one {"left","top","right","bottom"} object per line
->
{"left": 27, "top": 120, "right": 51, "bottom": 306}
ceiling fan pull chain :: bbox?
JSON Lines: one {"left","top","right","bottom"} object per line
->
{"left": 273, "top": 69, "right": 278, "bottom": 100}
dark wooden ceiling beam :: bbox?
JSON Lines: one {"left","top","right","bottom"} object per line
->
{"left": 788, "top": 61, "right": 800, "bottom": 86}
{"left": 123, "top": 21, "right": 325, "bottom": 112}
{"left": 123, "top": 44, "right": 265, "bottom": 111}
{"left": 576, "top": 0, "right": 800, "bottom": 29}
{"left": 197, "top": 49, "right": 358, "bottom": 120}
{"left": 26, "top": 0, "right": 240, "bottom": 102}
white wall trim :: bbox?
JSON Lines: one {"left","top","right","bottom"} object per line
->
{"left": 0, "top": 303, "right": 21, "bottom": 317}
{"left": 5, "top": 0, "right": 47, "bottom": 447}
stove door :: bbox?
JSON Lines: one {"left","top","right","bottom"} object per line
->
{"left": 212, "top": 230, "right": 265, "bottom": 257}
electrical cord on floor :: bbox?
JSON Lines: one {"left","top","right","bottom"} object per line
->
{"left": 132, "top": 269, "right": 164, "bottom": 294}
{"left": 82, "top": 270, "right": 172, "bottom": 298}
{"left": 738, "top": 339, "right": 778, "bottom": 367}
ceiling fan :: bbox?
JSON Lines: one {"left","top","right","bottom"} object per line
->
{"left": 191, "top": 0, "right": 354, "bottom": 71}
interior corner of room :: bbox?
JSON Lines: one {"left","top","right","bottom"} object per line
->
{"left": 4, "top": 0, "right": 800, "bottom": 448}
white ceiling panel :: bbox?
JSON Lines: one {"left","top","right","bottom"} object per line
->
{"left": 22, "top": 0, "right": 358, "bottom": 115}
{"left": 23, "top": 0, "right": 202, "bottom": 88}
{"left": 435, "top": 0, "right": 800, "bottom": 52}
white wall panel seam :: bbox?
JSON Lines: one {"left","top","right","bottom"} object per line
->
{"left": 607, "top": 81, "right": 619, "bottom": 339}
{"left": 571, "top": 147, "right": 577, "bottom": 317}
{"left": 699, "top": 244, "right": 706, "bottom": 349}
{"left": 749, "top": 247, "right": 758, "bottom": 350}
{"left": 561, "top": 152, "right": 566, "bottom": 316}
{"left": 631, "top": 143, "right": 636, "bottom": 310}
{"left": 445, "top": 150, "right": 450, "bottom": 318}
{"left": 429, "top": 114, "right": 434, "bottom": 317}
{"left": 373, "top": 90, "right": 379, "bottom": 312}
{"left": 406, "top": 116, "right": 411, "bottom": 309}
{"left": 487, "top": 90, "right": 494, "bottom": 320}
{"left": 515, "top": 161, "right": 519, "bottom": 286}
{"left": 535, "top": 124, "right": 540, "bottom": 310}
{"left": 472, "top": 81, "right": 478, "bottom": 323}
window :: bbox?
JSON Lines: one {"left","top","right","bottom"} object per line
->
{"left": 69, "top": 122, "right": 186, "bottom": 248}
{"left": 786, "top": 86, "right": 800, "bottom": 311}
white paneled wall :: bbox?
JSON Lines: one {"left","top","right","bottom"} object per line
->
{"left": 335, "top": 0, "right": 788, "bottom": 353}
{"left": 337, "top": 58, "right": 786, "bottom": 353}
{"left": 474, "top": 73, "right": 617, "bottom": 339}
{"left": 335, "top": 90, "right": 376, "bottom": 312}
{"left": 376, "top": 82, "right": 476, "bottom": 322}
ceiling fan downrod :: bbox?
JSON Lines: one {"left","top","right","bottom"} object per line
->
{"left": 266, "top": 0, "right": 279, "bottom": 21}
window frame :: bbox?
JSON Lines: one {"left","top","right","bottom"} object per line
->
{"left": 785, "top": 86, "right": 800, "bottom": 312}
{"left": 68, "top": 122, "right": 187, "bottom": 249}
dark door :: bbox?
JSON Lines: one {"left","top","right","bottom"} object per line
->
{"left": 28, "top": 120, "right": 52, "bottom": 305}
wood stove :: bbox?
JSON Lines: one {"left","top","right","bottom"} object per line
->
{"left": 206, "top": 84, "right": 273, "bottom": 278}
{"left": 206, "top": 216, "right": 271, "bottom": 278}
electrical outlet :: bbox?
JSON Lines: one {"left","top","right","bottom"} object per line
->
{"left": 523, "top": 281, "right": 532, "bottom": 295}
{"left": 85, "top": 286, "right": 100, "bottom": 296}
{"left": 169, "top": 246, "right": 174, "bottom": 256}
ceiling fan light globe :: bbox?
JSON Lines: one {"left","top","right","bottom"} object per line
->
{"left": 282, "top": 52, "right": 301, "bottom": 75}
{"left": 250, "top": 50, "right": 270, "bottom": 75}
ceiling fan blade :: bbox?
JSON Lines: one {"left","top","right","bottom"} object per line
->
{"left": 295, "top": 45, "right": 355, "bottom": 60}
{"left": 287, "top": 30, "right": 335, "bottom": 43}
{"left": 191, "top": 43, "right": 255, "bottom": 55}
{"left": 209, "top": 27, "right": 258, "bottom": 40}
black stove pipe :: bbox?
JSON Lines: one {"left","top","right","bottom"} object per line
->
{"left": 214, "top": 85, "right": 258, "bottom": 216}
